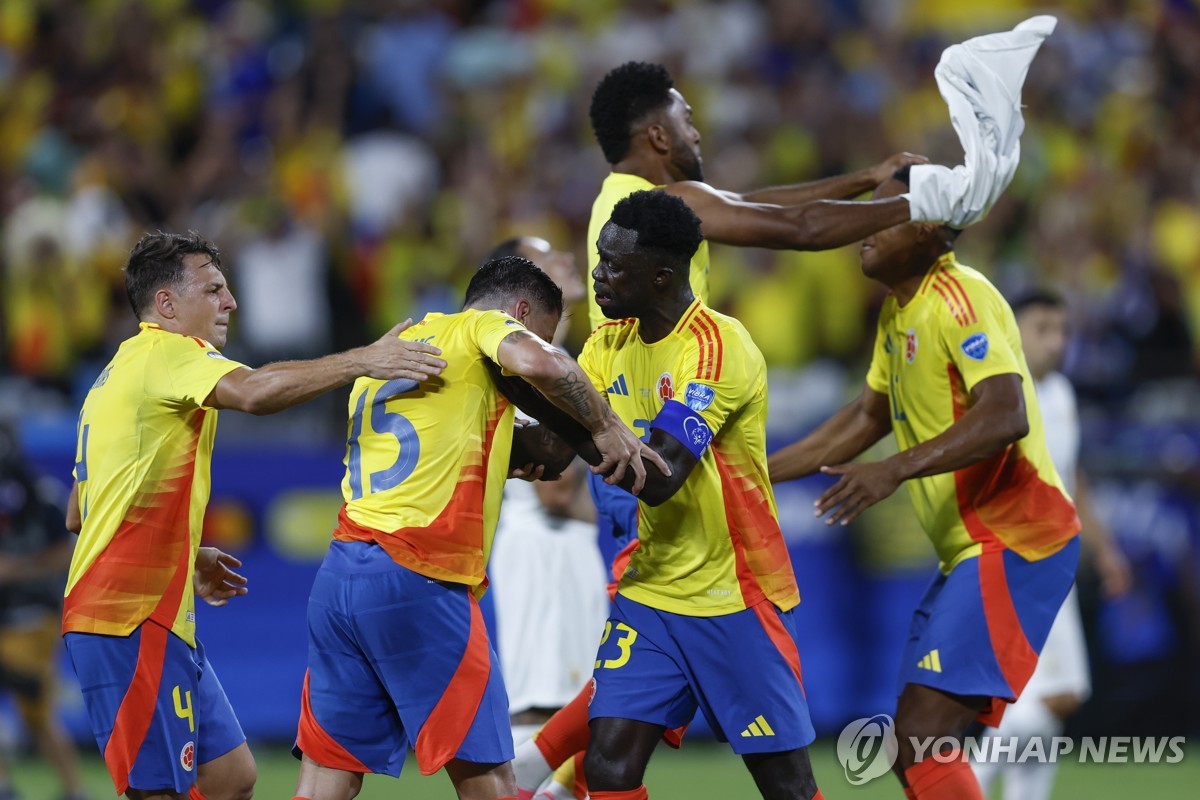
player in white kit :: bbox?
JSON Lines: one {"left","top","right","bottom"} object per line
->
{"left": 973, "top": 290, "right": 1131, "bottom": 800}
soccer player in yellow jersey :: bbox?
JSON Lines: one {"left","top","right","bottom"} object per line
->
{"left": 510, "top": 190, "right": 818, "bottom": 800}
{"left": 64, "top": 231, "right": 446, "bottom": 800}
{"left": 768, "top": 169, "right": 1081, "bottom": 800}
{"left": 291, "top": 256, "right": 660, "bottom": 800}
{"left": 515, "top": 64, "right": 938, "bottom": 799}
{"left": 585, "top": 61, "right": 931, "bottom": 332}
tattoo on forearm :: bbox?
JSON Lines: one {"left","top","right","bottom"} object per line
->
{"left": 553, "top": 370, "right": 594, "bottom": 420}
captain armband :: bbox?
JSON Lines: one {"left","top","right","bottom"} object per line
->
{"left": 650, "top": 399, "right": 714, "bottom": 460}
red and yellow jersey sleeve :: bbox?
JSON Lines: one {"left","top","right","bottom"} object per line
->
{"left": 64, "top": 324, "right": 247, "bottom": 646}
{"left": 870, "top": 255, "right": 1080, "bottom": 572}
{"left": 334, "top": 310, "right": 519, "bottom": 591}
{"left": 586, "top": 300, "right": 799, "bottom": 616}
{"left": 586, "top": 173, "right": 711, "bottom": 330}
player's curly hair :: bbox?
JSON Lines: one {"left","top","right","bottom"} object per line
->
{"left": 464, "top": 255, "right": 564, "bottom": 316}
{"left": 609, "top": 190, "right": 703, "bottom": 267}
{"left": 124, "top": 230, "right": 222, "bottom": 318}
{"left": 589, "top": 62, "right": 675, "bottom": 165}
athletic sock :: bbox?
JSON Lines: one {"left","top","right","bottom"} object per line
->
{"left": 905, "top": 751, "right": 984, "bottom": 800}
{"left": 904, "top": 787, "right": 918, "bottom": 800}
{"left": 513, "top": 736, "right": 555, "bottom": 797}
{"left": 590, "top": 787, "right": 648, "bottom": 800}
{"left": 534, "top": 683, "right": 593, "bottom": 768}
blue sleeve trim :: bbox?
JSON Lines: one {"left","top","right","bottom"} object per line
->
{"left": 650, "top": 399, "right": 713, "bottom": 460}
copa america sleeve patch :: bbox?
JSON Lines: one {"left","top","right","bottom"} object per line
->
{"left": 683, "top": 382, "right": 716, "bottom": 411}
{"left": 650, "top": 399, "right": 713, "bottom": 460}
{"left": 961, "top": 332, "right": 989, "bottom": 361}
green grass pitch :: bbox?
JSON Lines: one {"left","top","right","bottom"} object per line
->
{"left": 8, "top": 739, "right": 1198, "bottom": 798}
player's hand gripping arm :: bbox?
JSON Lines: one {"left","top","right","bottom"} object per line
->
{"left": 495, "top": 331, "right": 670, "bottom": 494}
{"left": 207, "top": 320, "right": 447, "bottom": 415}
{"left": 815, "top": 374, "right": 1029, "bottom": 526}
{"left": 768, "top": 385, "right": 893, "bottom": 484}
{"left": 193, "top": 547, "right": 249, "bottom": 607}
{"left": 736, "top": 153, "right": 929, "bottom": 205}
{"left": 669, "top": 180, "right": 914, "bottom": 251}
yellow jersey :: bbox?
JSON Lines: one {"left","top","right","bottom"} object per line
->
{"left": 332, "top": 309, "right": 520, "bottom": 592}
{"left": 579, "top": 299, "right": 799, "bottom": 616}
{"left": 587, "top": 172, "right": 710, "bottom": 330}
{"left": 64, "top": 323, "right": 246, "bottom": 646}
{"left": 865, "top": 253, "right": 1080, "bottom": 572}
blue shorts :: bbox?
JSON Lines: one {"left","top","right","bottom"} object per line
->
{"left": 296, "top": 541, "right": 513, "bottom": 777}
{"left": 65, "top": 622, "right": 244, "bottom": 795}
{"left": 587, "top": 471, "right": 639, "bottom": 568}
{"left": 589, "top": 594, "right": 815, "bottom": 754}
{"left": 898, "top": 537, "right": 1080, "bottom": 725}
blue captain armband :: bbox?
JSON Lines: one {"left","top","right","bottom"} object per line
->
{"left": 650, "top": 399, "right": 714, "bottom": 460}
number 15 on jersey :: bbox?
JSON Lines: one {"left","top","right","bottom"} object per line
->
{"left": 346, "top": 379, "right": 421, "bottom": 500}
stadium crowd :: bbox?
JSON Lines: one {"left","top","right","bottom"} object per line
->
{"left": 0, "top": 0, "right": 1197, "bottom": 412}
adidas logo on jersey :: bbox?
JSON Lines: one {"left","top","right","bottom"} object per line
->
{"left": 916, "top": 649, "right": 942, "bottom": 673}
{"left": 739, "top": 715, "right": 776, "bottom": 738}
{"left": 607, "top": 374, "right": 630, "bottom": 396}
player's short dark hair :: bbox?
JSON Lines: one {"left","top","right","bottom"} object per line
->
{"left": 1010, "top": 288, "right": 1066, "bottom": 316}
{"left": 124, "top": 231, "right": 222, "bottom": 318}
{"left": 464, "top": 255, "right": 564, "bottom": 316}
{"left": 590, "top": 62, "right": 675, "bottom": 165}
{"left": 609, "top": 190, "right": 703, "bottom": 268}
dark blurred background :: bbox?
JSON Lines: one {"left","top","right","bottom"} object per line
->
{"left": 0, "top": 0, "right": 1197, "bottom": 751}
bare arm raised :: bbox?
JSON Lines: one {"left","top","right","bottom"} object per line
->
{"left": 207, "top": 320, "right": 446, "bottom": 415}
{"left": 734, "top": 152, "right": 928, "bottom": 206}
{"left": 669, "top": 181, "right": 913, "bottom": 251}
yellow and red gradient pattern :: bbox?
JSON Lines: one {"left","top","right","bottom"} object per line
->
{"left": 949, "top": 364, "right": 1080, "bottom": 560}
{"left": 333, "top": 309, "right": 522, "bottom": 592}
{"left": 714, "top": 447, "right": 801, "bottom": 612}
{"left": 337, "top": 399, "right": 511, "bottom": 592}
{"left": 63, "top": 416, "right": 201, "bottom": 641}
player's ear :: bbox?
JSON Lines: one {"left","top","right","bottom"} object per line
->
{"left": 512, "top": 298, "right": 532, "bottom": 325}
{"left": 652, "top": 266, "right": 674, "bottom": 288}
{"left": 646, "top": 122, "right": 671, "bottom": 155}
{"left": 155, "top": 288, "right": 175, "bottom": 319}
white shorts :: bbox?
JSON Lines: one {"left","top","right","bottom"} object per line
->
{"left": 490, "top": 481, "right": 609, "bottom": 714}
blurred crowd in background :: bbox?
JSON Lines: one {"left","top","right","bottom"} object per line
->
{"left": 0, "top": 0, "right": 1198, "bottom": 750}
{"left": 1, "top": 0, "right": 1198, "bottom": 411}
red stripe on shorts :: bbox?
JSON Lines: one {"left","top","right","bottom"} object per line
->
{"left": 977, "top": 543, "right": 1038, "bottom": 714}
{"left": 413, "top": 594, "right": 492, "bottom": 775}
{"left": 295, "top": 670, "right": 370, "bottom": 773}
{"left": 104, "top": 621, "right": 170, "bottom": 795}
{"left": 751, "top": 602, "right": 805, "bottom": 694}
